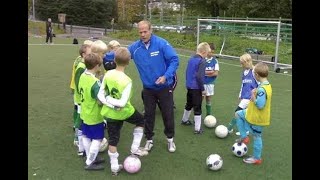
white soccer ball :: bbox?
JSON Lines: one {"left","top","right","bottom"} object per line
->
{"left": 215, "top": 125, "right": 228, "bottom": 138}
{"left": 99, "top": 138, "right": 108, "bottom": 152}
{"left": 204, "top": 115, "right": 217, "bottom": 128}
{"left": 124, "top": 155, "right": 141, "bottom": 174}
{"left": 232, "top": 142, "right": 248, "bottom": 157}
{"left": 206, "top": 154, "right": 223, "bottom": 171}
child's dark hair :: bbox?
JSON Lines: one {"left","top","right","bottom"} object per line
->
{"left": 254, "top": 62, "right": 269, "bottom": 78}
{"left": 84, "top": 53, "right": 102, "bottom": 70}
{"left": 209, "top": 43, "right": 215, "bottom": 50}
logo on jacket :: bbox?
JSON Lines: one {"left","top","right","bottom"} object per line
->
{"left": 150, "top": 51, "right": 159, "bottom": 57}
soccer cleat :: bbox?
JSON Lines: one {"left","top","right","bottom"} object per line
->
{"left": 111, "top": 164, "right": 123, "bottom": 176}
{"left": 73, "top": 140, "right": 79, "bottom": 147}
{"left": 235, "top": 136, "right": 250, "bottom": 145}
{"left": 131, "top": 147, "right": 149, "bottom": 157}
{"left": 194, "top": 129, "right": 204, "bottom": 135}
{"left": 181, "top": 120, "right": 193, "bottom": 126}
{"left": 243, "top": 156, "right": 262, "bottom": 165}
{"left": 144, "top": 141, "right": 154, "bottom": 151}
{"left": 228, "top": 129, "right": 234, "bottom": 134}
{"left": 235, "top": 131, "right": 249, "bottom": 136}
{"left": 167, "top": 141, "right": 176, "bottom": 153}
{"left": 84, "top": 163, "right": 105, "bottom": 170}
{"left": 93, "top": 156, "right": 105, "bottom": 164}
{"left": 78, "top": 151, "right": 85, "bottom": 157}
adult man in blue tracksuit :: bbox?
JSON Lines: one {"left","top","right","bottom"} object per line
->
{"left": 128, "top": 20, "right": 179, "bottom": 153}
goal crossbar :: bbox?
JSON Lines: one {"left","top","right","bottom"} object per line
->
{"left": 196, "top": 18, "right": 290, "bottom": 72}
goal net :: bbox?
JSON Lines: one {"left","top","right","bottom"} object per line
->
{"left": 196, "top": 18, "right": 292, "bottom": 72}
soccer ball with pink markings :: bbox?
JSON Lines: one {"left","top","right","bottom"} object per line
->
{"left": 124, "top": 155, "right": 141, "bottom": 174}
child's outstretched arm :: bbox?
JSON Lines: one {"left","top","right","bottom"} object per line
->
{"left": 105, "top": 82, "right": 132, "bottom": 108}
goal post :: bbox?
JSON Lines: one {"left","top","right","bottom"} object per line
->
{"left": 196, "top": 18, "right": 292, "bottom": 72}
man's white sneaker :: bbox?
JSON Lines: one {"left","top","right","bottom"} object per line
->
{"left": 168, "top": 141, "right": 176, "bottom": 153}
{"left": 144, "top": 141, "right": 153, "bottom": 151}
{"left": 236, "top": 131, "right": 249, "bottom": 136}
{"left": 131, "top": 147, "right": 149, "bottom": 157}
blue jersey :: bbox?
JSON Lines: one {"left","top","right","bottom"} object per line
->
{"left": 204, "top": 57, "right": 219, "bottom": 84}
{"left": 128, "top": 34, "right": 179, "bottom": 90}
{"left": 239, "top": 69, "right": 259, "bottom": 99}
{"left": 185, "top": 54, "right": 206, "bottom": 91}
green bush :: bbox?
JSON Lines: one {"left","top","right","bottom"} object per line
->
{"left": 109, "top": 30, "right": 292, "bottom": 64}
{"left": 28, "top": 21, "right": 65, "bottom": 35}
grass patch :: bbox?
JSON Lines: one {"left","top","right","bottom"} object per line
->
{"left": 28, "top": 37, "right": 292, "bottom": 180}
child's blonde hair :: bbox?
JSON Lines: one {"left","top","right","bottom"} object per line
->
{"left": 83, "top": 40, "right": 93, "bottom": 46}
{"left": 197, "top": 42, "right": 211, "bottom": 55}
{"left": 90, "top": 40, "right": 108, "bottom": 57}
{"left": 240, "top": 53, "right": 254, "bottom": 69}
{"left": 107, "top": 40, "right": 121, "bottom": 52}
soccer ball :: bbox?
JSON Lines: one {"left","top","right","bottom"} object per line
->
{"left": 204, "top": 115, "right": 217, "bottom": 128}
{"left": 232, "top": 142, "right": 248, "bottom": 157}
{"left": 124, "top": 155, "right": 141, "bottom": 174}
{"left": 215, "top": 125, "right": 228, "bottom": 138}
{"left": 206, "top": 154, "right": 223, "bottom": 171}
{"left": 99, "top": 138, "right": 108, "bottom": 152}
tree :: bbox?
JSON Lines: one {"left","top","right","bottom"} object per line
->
{"left": 35, "top": 0, "right": 116, "bottom": 27}
{"left": 117, "top": 0, "right": 145, "bottom": 23}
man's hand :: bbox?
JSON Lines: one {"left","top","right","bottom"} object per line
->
{"left": 155, "top": 76, "right": 166, "bottom": 84}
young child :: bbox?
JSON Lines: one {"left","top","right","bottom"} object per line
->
{"left": 72, "top": 44, "right": 92, "bottom": 156}
{"left": 70, "top": 40, "right": 93, "bottom": 92}
{"left": 180, "top": 42, "right": 211, "bottom": 134}
{"left": 70, "top": 40, "right": 93, "bottom": 132}
{"left": 227, "top": 53, "right": 259, "bottom": 134}
{"left": 89, "top": 40, "right": 110, "bottom": 151}
{"left": 203, "top": 43, "right": 219, "bottom": 116}
{"left": 102, "top": 40, "right": 121, "bottom": 71}
{"left": 234, "top": 62, "right": 272, "bottom": 165}
{"left": 90, "top": 40, "right": 109, "bottom": 80}
{"left": 78, "top": 53, "right": 105, "bottom": 170}
{"left": 97, "top": 47, "right": 148, "bottom": 176}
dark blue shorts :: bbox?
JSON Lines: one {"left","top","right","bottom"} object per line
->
{"left": 81, "top": 122, "right": 105, "bottom": 140}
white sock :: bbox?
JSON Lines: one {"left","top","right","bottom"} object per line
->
{"left": 108, "top": 150, "right": 119, "bottom": 171}
{"left": 85, "top": 139, "right": 101, "bottom": 165}
{"left": 78, "top": 130, "right": 84, "bottom": 152}
{"left": 82, "top": 136, "right": 91, "bottom": 157}
{"left": 182, "top": 109, "right": 191, "bottom": 122}
{"left": 131, "top": 127, "right": 143, "bottom": 152}
{"left": 167, "top": 138, "right": 173, "bottom": 143}
{"left": 194, "top": 115, "right": 202, "bottom": 131}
